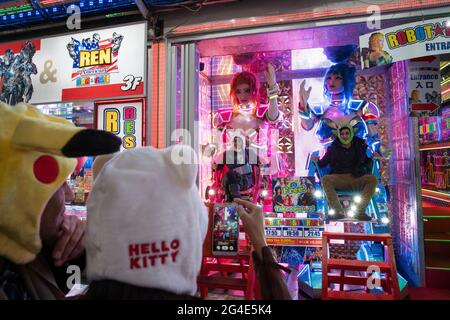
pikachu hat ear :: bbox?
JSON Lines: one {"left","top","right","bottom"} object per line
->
{"left": 0, "top": 103, "right": 121, "bottom": 264}
{"left": 12, "top": 104, "right": 121, "bottom": 157}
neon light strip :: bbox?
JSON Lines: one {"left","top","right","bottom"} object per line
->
{"left": 419, "top": 142, "right": 450, "bottom": 150}
{"left": 440, "top": 62, "right": 450, "bottom": 70}
{"left": 442, "top": 86, "right": 450, "bottom": 95}
{"left": 422, "top": 194, "right": 450, "bottom": 203}
{"left": 151, "top": 42, "right": 166, "bottom": 148}
{"left": 424, "top": 238, "right": 450, "bottom": 242}
{"left": 39, "top": 0, "right": 74, "bottom": 5}
{"left": 423, "top": 216, "right": 450, "bottom": 218}
{"left": 0, "top": 4, "right": 33, "bottom": 15}
{"left": 422, "top": 189, "right": 450, "bottom": 203}
{"left": 171, "top": 0, "right": 450, "bottom": 35}
{"left": 442, "top": 78, "right": 450, "bottom": 87}
{"left": 0, "top": 1, "right": 28, "bottom": 10}
{"left": 426, "top": 266, "right": 450, "bottom": 270}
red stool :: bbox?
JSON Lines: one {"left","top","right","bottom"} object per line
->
{"left": 322, "top": 232, "right": 402, "bottom": 300}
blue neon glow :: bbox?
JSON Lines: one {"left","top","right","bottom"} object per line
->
{"left": 436, "top": 115, "right": 442, "bottom": 141}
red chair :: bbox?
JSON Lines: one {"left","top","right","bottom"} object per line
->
{"left": 322, "top": 232, "right": 402, "bottom": 300}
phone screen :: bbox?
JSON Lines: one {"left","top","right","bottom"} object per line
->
{"left": 212, "top": 204, "right": 239, "bottom": 255}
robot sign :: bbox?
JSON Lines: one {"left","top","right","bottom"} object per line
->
{"left": 360, "top": 18, "right": 450, "bottom": 69}
{"left": 95, "top": 98, "right": 145, "bottom": 150}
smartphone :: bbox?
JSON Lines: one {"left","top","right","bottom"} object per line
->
{"left": 212, "top": 203, "right": 240, "bottom": 256}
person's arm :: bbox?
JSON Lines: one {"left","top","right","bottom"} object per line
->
{"left": 265, "top": 63, "right": 280, "bottom": 121}
{"left": 234, "top": 199, "right": 292, "bottom": 300}
{"left": 316, "top": 147, "right": 332, "bottom": 168}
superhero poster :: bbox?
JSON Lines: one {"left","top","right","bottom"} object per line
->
{"left": 0, "top": 41, "right": 38, "bottom": 105}
{"left": 272, "top": 177, "right": 316, "bottom": 215}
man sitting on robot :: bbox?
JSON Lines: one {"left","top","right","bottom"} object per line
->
{"left": 311, "top": 122, "right": 377, "bottom": 221}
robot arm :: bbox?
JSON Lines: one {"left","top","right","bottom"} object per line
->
{"left": 361, "top": 101, "right": 392, "bottom": 159}
{"left": 360, "top": 101, "right": 381, "bottom": 153}
{"left": 298, "top": 103, "right": 318, "bottom": 131}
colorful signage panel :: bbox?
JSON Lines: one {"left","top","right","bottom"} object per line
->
{"left": 272, "top": 177, "right": 316, "bottom": 214}
{"left": 360, "top": 18, "right": 450, "bottom": 69}
{"left": 95, "top": 98, "right": 146, "bottom": 150}
{"left": 0, "top": 22, "right": 146, "bottom": 104}
{"left": 265, "top": 177, "right": 323, "bottom": 247}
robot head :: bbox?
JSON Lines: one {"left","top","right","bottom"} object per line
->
{"left": 21, "top": 42, "right": 36, "bottom": 60}
{"left": 323, "top": 63, "right": 356, "bottom": 102}
{"left": 3, "top": 49, "right": 14, "bottom": 64}
{"left": 93, "top": 33, "right": 101, "bottom": 42}
{"left": 230, "top": 71, "right": 259, "bottom": 112}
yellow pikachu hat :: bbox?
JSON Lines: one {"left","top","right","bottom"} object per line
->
{"left": 0, "top": 102, "right": 121, "bottom": 264}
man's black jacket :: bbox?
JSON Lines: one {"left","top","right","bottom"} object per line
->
{"left": 317, "top": 137, "right": 373, "bottom": 177}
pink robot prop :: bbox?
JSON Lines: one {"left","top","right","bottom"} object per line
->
{"left": 208, "top": 65, "right": 281, "bottom": 203}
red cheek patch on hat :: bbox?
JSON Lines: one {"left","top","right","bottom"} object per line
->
{"left": 33, "top": 155, "right": 59, "bottom": 184}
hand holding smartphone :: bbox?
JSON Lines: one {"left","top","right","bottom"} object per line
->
{"left": 212, "top": 203, "right": 240, "bottom": 256}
